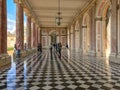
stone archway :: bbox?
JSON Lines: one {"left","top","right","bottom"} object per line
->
{"left": 70, "top": 25, "right": 75, "bottom": 50}
{"left": 50, "top": 33, "right": 57, "bottom": 44}
{"left": 96, "top": 0, "right": 111, "bottom": 57}
{"left": 102, "top": 5, "right": 111, "bottom": 57}
{"left": 75, "top": 20, "right": 80, "bottom": 52}
{"left": 82, "top": 13, "right": 90, "bottom": 54}
{"left": 49, "top": 30, "right": 58, "bottom": 45}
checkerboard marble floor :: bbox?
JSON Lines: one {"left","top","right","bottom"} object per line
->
{"left": 0, "top": 49, "right": 120, "bottom": 90}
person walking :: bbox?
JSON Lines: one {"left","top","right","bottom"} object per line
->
{"left": 37, "top": 43, "right": 42, "bottom": 53}
{"left": 58, "top": 42, "right": 62, "bottom": 58}
{"left": 66, "top": 43, "right": 68, "bottom": 49}
{"left": 50, "top": 44, "right": 53, "bottom": 59}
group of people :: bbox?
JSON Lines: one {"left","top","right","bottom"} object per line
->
{"left": 14, "top": 41, "right": 68, "bottom": 59}
{"left": 50, "top": 42, "right": 62, "bottom": 58}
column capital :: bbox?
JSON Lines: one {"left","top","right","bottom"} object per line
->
{"left": 82, "top": 26, "right": 87, "bottom": 28}
{"left": 75, "top": 30, "right": 79, "bottom": 32}
{"left": 14, "top": 0, "right": 23, "bottom": 4}
{"left": 95, "top": 17, "right": 102, "bottom": 21}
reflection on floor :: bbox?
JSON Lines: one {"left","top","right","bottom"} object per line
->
{"left": 0, "top": 49, "right": 120, "bottom": 90}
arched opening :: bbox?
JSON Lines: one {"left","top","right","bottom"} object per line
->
{"left": 96, "top": 0, "right": 111, "bottom": 57}
{"left": 102, "top": 3, "right": 111, "bottom": 58}
{"left": 82, "top": 13, "right": 90, "bottom": 54}
{"left": 104, "top": 7, "right": 111, "bottom": 58}
{"left": 75, "top": 20, "right": 80, "bottom": 51}
{"left": 49, "top": 31, "right": 58, "bottom": 45}
{"left": 7, "top": 0, "right": 16, "bottom": 55}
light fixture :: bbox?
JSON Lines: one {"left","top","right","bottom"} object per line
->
{"left": 56, "top": 0, "right": 62, "bottom": 26}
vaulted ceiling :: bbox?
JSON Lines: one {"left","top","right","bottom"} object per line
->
{"left": 21, "top": 0, "right": 93, "bottom": 27}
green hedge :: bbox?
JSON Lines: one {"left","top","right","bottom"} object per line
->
{"left": 7, "top": 47, "right": 14, "bottom": 51}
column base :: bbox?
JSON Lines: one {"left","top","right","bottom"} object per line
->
{"left": 109, "top": 53, "right": 117, "bottom": 58}
{"left": 117, "top": 53, "right": 120, "bottom": 58}
{"left": 96, "top": 51, "right": 102, "bottom": 57}
{"left": 109, "top": 53, "right": 120, "bottom": 64}
{"left": 79, "top": 48, "right": 83, "bottom": 54}
{"left": 75, "top": 48, "right": 82, "bottom": 52}
{"left": 87, "top": 50, "right": 96, "bottom": 56}
{"left": 70, "top": 48, "right": 76, "bottom": 51}
{"left": 101, "top": 52, "right": 106, "bottom": 57}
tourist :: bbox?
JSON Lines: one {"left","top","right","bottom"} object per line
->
{"left": 58, "top": 42, "right": 62, "bottom": 58}
{"left": 37, "top": 43, "right": 42, "bottom": 53}
{"left": 16, "top": 41, "right": 21, "bottom": 58}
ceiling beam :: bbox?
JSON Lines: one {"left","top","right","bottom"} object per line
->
{"left": 37, "top": 15, "right": 72, "bottom": 18}
{"left": 41, "top": 25, "right": 67, "bottom": 27}
{"left": 40, "top": 21, "right": 69, "bottom": 23}
{"left": 33, "top": 7, "right": 77, "bottom": 11}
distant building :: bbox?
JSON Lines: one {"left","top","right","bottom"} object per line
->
{"left": 7, "top": 31, "right": 15, "bottom": 48}
{"left": 7, "top": 28, "right": 27, "bottom": 48}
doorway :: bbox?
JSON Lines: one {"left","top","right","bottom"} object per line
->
{"left": 50, "top": 32, "right": 57, "bottom": 45}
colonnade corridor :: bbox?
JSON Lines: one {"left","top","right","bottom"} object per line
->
{"left": 0, "top": 49, "right": 120, "bottom": 90}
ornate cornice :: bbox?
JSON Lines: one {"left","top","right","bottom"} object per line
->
{"left": 68, "top": 0, "right": 97, "bottom": 27}
{"left": 22, "top": 0, "right": 40, "bottom": 26}
{"left": 95, "top": 17, "right": 102, "bottom": 21}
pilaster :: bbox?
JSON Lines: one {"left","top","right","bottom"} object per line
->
{"left": 117, "top": 0, "right": 120, "bottom": 58}
{"left": 95, "top": 16, "right": 102, "bottom": 57}
{"left": 26, "top": 16, "right": 31, "bottom": 49}
{"left": 82, "top": 25, "right": 87, "bottom": 54}
{"left": 110, "top": 0, "right": 118, "bottom": 58}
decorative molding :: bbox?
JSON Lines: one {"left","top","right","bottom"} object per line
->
{"left": 117, "top": 4, "right": 120, "bottom": 10}
{"left": 23, "top": 0, "right": 40, "bottom": 26}
{"left": 33, "top": 7, "right": 76, "bottom": 11}
{"left": 37, "top": 15, "right": 72, "bottom": 19}
{"left": 41, "top": 27, "right": 67, "bottom": 30}
{"left": 69, "top": 0, "right": 96, "bottom": 27}
{"left": 82, "top": 26, "right": 87, "bottom": 28}
{"left": 41, "top": 35, "right": 47, "bottom": 36}
{"left": 95, "top": 17, "right": 102, "bottom": 21}
{"left": 75, "top": 30, "right": 79, "bottom": 32}
{"left": 61, "top": 35, "right": 67, "bottom": 36}
{"left": 14, "top": 0, "right": 23, "bottom": 4}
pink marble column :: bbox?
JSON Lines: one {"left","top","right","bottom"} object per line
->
{"left": 0, "top": 0, "right": 7, "bottom": 54}
{"left": 38, "top": 28, "right": 40, "bottom": 44}
{"left": 110, "top": 0, "right": 117, "bottom": 56}
{"left": 16, "top": 3, "right": 24, "bottom": 50}
{"left": 31, "top": 22, "right": 33, "bottom": 48}
{"left": 34, "top": 25, "right": 37, "bottom": 47}
{"left": 31, "top": 22, "right": 36, "bottom": 48}
{"left": 73, "top": 26, "right": 75, "bottom": 49}
{"left": 36, "top": 26, "right": 38, "bottom": 46}
{"left": 40, "top": 29, "right": 42, "bottom": 43}
{"left": 70, "top": 25, "right": 75, "bottom": 49}
{"left": 26, "top": 16, "right": 31, "bottom": 49}
{"left": 90, "top": 5, "right": 96, "bottom": 55}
